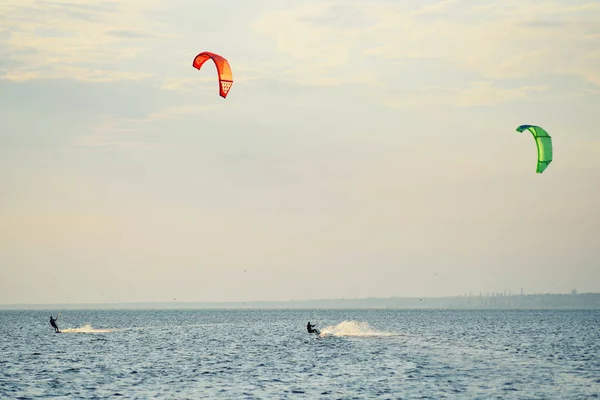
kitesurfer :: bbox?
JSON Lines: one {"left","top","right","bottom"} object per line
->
{"left": 307, "top": 321, "right": 317, "bottom": 334}
{"left": 50, "top": 314, "right": 60, "bottom": 333}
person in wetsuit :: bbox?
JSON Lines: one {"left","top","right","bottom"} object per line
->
{"left": 50, "top": 314, "right": 60, "bottom": 333}
{"left": 307, "top": 321, "right": 317, "bottom": 334}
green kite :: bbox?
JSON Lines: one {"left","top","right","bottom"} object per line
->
{"left": 516, "top": 124, "right": 553, "bottom": 174}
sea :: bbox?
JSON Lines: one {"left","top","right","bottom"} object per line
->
{"left": 1, "top": 309, "right": 599, "bottom": 399}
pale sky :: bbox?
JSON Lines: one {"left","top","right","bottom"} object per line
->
{"left": 1, "top": 0, "right": 599, "bottom": 305}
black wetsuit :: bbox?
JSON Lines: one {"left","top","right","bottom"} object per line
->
{"left": 50, "top": 316, "right": 59, "bottom": 333}
{"left": 307, "top": 322, "right": 316, "bottom": 333}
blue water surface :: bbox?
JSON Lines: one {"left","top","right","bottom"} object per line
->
{"left": 1, "top": 309, "right": 599, "bottom": 399}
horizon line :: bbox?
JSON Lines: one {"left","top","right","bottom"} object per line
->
{"left": 2, "top": 291, "right": 598, "bottom": 308}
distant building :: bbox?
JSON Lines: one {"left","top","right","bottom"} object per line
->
{"left": 571, "top": 289, "right": 578, "bottom": 295}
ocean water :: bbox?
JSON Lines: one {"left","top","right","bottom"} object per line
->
{"left": 1, "top": 309, "right": 599, "bottom": 399}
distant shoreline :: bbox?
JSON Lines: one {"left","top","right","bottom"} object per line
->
{"left": 2, "top": 293, "right": 599, "bottom": 310}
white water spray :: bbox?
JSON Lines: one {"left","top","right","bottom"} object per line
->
{"left": 318, "top": 320, "right": 394, "bottom": 337}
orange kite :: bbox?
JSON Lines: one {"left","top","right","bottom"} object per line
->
{"left": 192, "top": 51, "right": 233, "bottom": 99}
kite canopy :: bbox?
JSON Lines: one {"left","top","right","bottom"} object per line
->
{"left": 516, "top": 124, "right": 553, "bottom": 174}
{"left": 192, "top": 51, "right": 233, "bottom": 98}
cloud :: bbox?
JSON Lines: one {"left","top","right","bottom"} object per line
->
{"left": 161, "top": 76, "right": 218, "bottom": 92}
{"left": 579, "top": 51, "right": 600, "bottom": 86}
{"left": 472, "top": 1, "right": 600, "bottom": 16}
{"left": 413, "top": 0, "right": 466, "bottom": 15}
{"left": 254, "top": 0, "right": 600, "bottom": 98}
{"left": 105, "top": 29, "right": 155, "bottom": 39}
{"left": 4, "top": 66, "right": 152, "bottom": 82}
{"left": 0, "top": 0, "right": 174, "bottom": 82}
{"left": 3, "top": 70, "right": 40, "bottom": 81}
{"left": 253, "top": 3, "right": 375, "bottom": 87}
{"left": 273, "top": 67, "right": 377, "bottom": 87}
{"left": 146, "top": 103, "right": 228, "bottom": 121}
{"left": 382, "top": 81, "right": 550, "bottom": 109}
{"left": 70, "top": 100, "right": 230, "bottom": 151}
{"left": 72, "top": 115, "right": 168, "bottom": 151}
{"left": 363, "top": 1, "right": 600, "bottom": 81}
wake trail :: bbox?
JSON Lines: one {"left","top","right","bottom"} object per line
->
{"left": 60, "top": 324, "right": 115, "bottom": 333}
{"left": 59, "top": 323, "right": 223, "bottom": 334}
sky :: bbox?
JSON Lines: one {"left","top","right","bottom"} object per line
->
{"left": 1, "top": 0, "right": 599, "bottom": 305}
